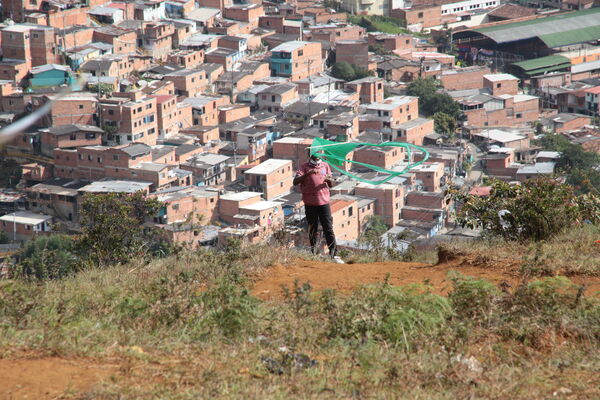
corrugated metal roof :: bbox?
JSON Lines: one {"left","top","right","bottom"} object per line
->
{"left": 512, "top": 55, "right": 570, "bottom": 72}
{"left": 540, "top": 24, "right": 600, "bottom": 48}
{"left": 572, "top": 59, "right": 600, "bottom": 74}
{"left": 474, "top": 8, "right": 600, "bottom": 47}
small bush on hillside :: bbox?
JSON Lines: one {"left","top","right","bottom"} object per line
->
{"left": 448, "top": 272, "right": 499, "bottom": 323}
{"left": 15, "top": 235, "right": 78, "bottom": 280}
{"left": 321, "top": 283, "right": 451, "bottom": 348}
{"left": 450, "top": 178, "right": 600, "bottom": 241}
{"left": 76, "top": 192, "right": 163, "bottom": 267}
{"left": 331, "top": 62, "right": 372, "bottom": 82}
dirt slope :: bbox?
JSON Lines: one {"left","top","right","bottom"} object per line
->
{"left": 0, "top": 357, "right": 116, "bottom": 399}
{"left": 251, "top": 258, "right": 600, "bottom": 300}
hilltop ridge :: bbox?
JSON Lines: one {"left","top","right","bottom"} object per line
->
{"left": 1, "top": 226, "right": 600, "bottom": 399}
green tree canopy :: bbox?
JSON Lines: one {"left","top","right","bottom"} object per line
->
{"left": 16, "top": 235, "right": 78, "bottom": 280}
{"left": 434, "top": 112, "right": 456, "bottom": 137}
{"left": 450, "top": 178, "right": 600, "bottom": 241}
{"left": 76, "top": 192, "right": 163, "bottom": 267}
{"left": 331, "top": 62, "right": 372, "bottom": 82}
{"left": 536, "top": 134, "right": 600, "bottom": 193}
{"left": 406, "top": 78, "right": 461, "bottom": 118}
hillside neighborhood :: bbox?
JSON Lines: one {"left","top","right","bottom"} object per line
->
{"left": 1, "top": 0, "right": 600, "bottom": 255}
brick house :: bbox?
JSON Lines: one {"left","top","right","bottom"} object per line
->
{"left": 180, "top": 126, "right": 220, "bottom": 144}
{"left": 310, "top": 24, "right": 365, "bottom": 44}
{"left": 167, "top": 49, "right": 205, "bottom": 69}
{"left": 223, "top": 4, "right": 264, "bottom": 23}
{"left": 355, "top": 183, "right": 404, "bottom": 227}
{"left": 440, "top": 66, "right": 491, "bottom": 91}
{"left": 409, "top": 162, "right": 445, "bottom": 192}
{"left": 100, "top": 92, "right": 158, "bottom": 146}
{"left": 149, "top": 95, "right": 180, "bottom": 138}
{"left": 182, "top": 95, "right": 230, "bottom": 126}
{"left": 244, "top": 159, "right": 294, "bottom": 200}
{"left": 336, "top": 40, "right": 370, "bottom": 70}
{"left": 179, "top": 153, "right": 232, "bottom": 186}
{"left": 39, "top": 125, "right": 103, "bottom": 156}
{"left": 483, "top": 73, "right": 519, "bottom": 96}
{"left": 353, "top": 145, "right": 405, "bottom": 171}
{"left": 392, "top": 118, "right": 435, "bottom": 146}
{"left": 269, "top": 41, "right": 323, "bottom": 81}
{"left": 164, "top": 68, "right": 209, "bottom": 97}
{"left": 391, "top": 5, "right": 442, "bottom": 30}
{"left": 0, "top": 211, "right": 52, "bottom": 242}
{"left": 367, "top": 33, "right": 414, "bottom": 55}
{"left": 93, "top": 26, "right": 137, "bottom": 54}
{"left": 362, "top": 96, "right": 419, "bottom": 128}
{"left": 37, "top": 93, "right": 98, "bottom": 128}
{"left": 219, "top": 191, "right": 263, "bottom": 224}
{"left": 543, "top": 113, "right": 592, "bottom": 133}
{"left": 142, "top": 22, "right": 175, "bottom": 60}
{"left": 256, "top": 84, "right": 299, "bottom": 113}
{"left": 26, "top": 180, "right": 84, "bottom": 222}
{"left": 154, "top": 186, "right": 219, "bottom": 225}
{"left": 272, "top": 137, "right": 312, "bottom": 169}
{"left": 326, "top": 113, "right": 360, "bottom": 142}
{"left": 345, "top": 77, "right": 385, "bottom": 104}
{"left": 330, "top": 196, "right": 359, "bottom": 242}
{"left": 219, "top": 104, "right": 251, "bottom": 124}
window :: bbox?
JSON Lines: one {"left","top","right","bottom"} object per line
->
{"left": 70, "top": 134, "right": 77, "bottom": 140}
{"left": 496, "top": 83, "right": 501, "bottom": 88}
{"left": 85, "top": 133, "right": 96, "bottom": 139}
{"left": 418, "top": 12, "right": 424, "bottom": 18}
{"left": 298, "top": 49, "right": 303, "bottom": 56}
{"left": 271, "top": 95, "right": 276, "bottom": 102}
{"left": 516, "top": 113, "right": 523, "bottom": 119}
{"left": 108, "top": 110, "right": 114, "bottom": 115}
{"left": 79, "top": 104, "right": 84, "bottom": 109}
{"left": 348, "top": 207, "right": 353, "bottom": 217}
{"left": 88, "top": 155, "right": 92, "bottom": 161}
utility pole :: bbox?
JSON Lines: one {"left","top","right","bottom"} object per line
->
{"left": 307, "top": 58, "right": 313, "bottom": 127}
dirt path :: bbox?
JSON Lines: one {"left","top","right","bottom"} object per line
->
{"left": 0, "top": 357, "right": 116, "bottom": 399}
{"left": 251, "top": 258, "right": 600, "bottom": 300}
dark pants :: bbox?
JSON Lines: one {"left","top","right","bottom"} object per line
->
{"left": 305, "top": 204, "right": 337, "bottom": 258}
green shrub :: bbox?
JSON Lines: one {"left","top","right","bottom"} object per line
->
{"left": 195, "top": 274, "right": 259, "bottom": 338}
{"left": 16, "top": 235, "right": 79, "bottom": 280}
{"left": 448, "top": 272, "right": 500, "bottom": 323}
{"left": 450, "top": 178, "right": 600, "bottom": 241}
{"left": 321, "top": 283, "right": 451, "bottom": 349}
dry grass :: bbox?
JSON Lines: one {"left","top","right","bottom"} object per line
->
{"left": 441, "top": 225, "right": 600, "bottom": 276}
{"left": 0, "top": 240, "right": 599, "bottom": 399}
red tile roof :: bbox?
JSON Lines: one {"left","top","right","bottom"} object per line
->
{"left": 487, "top": 4, "right": 536, "bottom": 19}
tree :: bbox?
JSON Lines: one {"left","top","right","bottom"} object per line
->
{"left": 406, "top": 78, "right": 461, "bottom": 118}
{"left": 406, "top": 78, "right": 440, "bottom": 100}
{"left": 357, "top": 215, "right": 390, "bottom": 261}
{"left": 450, "top": 178, "right": 600, "bottom": 241}
{"left": 331, "top": 62, "right": 373, "bottom": 82}
{"left": 76, "top": 192, "right": 162, "bottom": 266}
{"left": 536, "top": 134, "right": 600, "bottom": 193}
{"left": 331, "top": 62, "right": 356, "bottom": 81}
{"left": 434, "top": 112, "right": 456, "bottom": 138}
{"left": 16, "top": 235, "right": 78, "bottom": 280}
{"left": 423, "top": 93, "right": 461, "bottom": 118}
{"left": 0, "top": 231, "right": 9, "bottom": 245}
{"left": 368, "top": 44, "right": 391, "bottom": 56}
